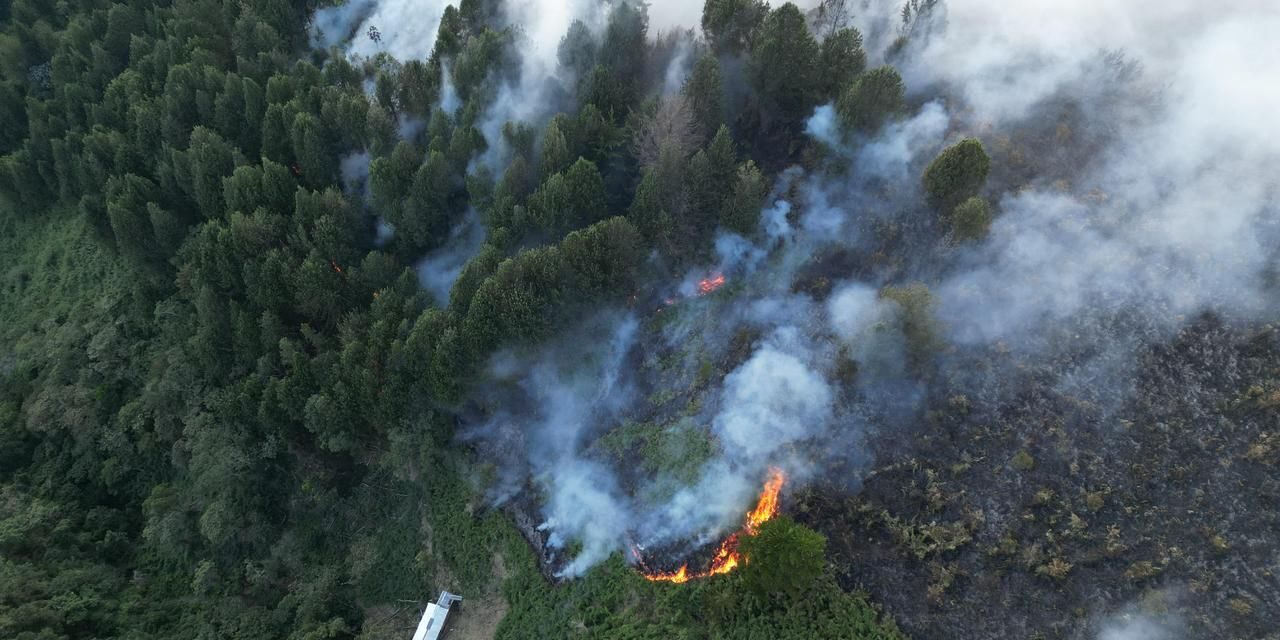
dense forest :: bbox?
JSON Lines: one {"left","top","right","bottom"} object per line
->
{"left": 2, "top": 0, "right": 1277, "bottom": 638}
{"left": 0, "top": 0, "right": 910, "bottom": 637}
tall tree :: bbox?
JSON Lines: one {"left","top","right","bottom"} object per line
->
{"left": 721, "top": 161, "right": 767, "bottom": 236}
{"left": 702, "top": 0, "right": 768, "bottom": 54}
{"left": 188, "top": 127, "right": 237, "bottom": 219}
{"left": 750, "top": 3, "right": 820, "bottom": 127}
{"left": 922, "top": 138, "right": 991, "bottom": 212}
{"left": 818, "top": 27, "right": 866, "bottom": 99}
{"left": 836, "top": 66, "right": 905, "bottom": 134}
{"left": 682, "top": 54, "right": 724, "bottom": 142}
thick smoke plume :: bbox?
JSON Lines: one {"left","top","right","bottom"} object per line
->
{"left": 478, "top": 0, "right": 1277, "bottom": 583}
{"left": 313, "top": 0, "right": 449, "bottom": 60}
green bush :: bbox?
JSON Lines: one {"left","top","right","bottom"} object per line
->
{"left": 739, "top": 516, "right": 827, "bottom": 600}
{"left": 951, "top": 196, "right": 993, "bottom": 240}
{"left": 922, "top": 138, "right": 991, "bottom": 211}
{"left": 837, "top": 66, "right": 905, "bottom": 134}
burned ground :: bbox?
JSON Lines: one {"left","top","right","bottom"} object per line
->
{"left": 797, "top": 318, "right": 1280, "bottom": 640}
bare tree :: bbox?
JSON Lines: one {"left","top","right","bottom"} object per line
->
{"left": 633, "top": 94, "right": 702, "bottom": 167}
{"left": 899, "top": 0, "right": 942, "bottom": 38}
{"left": 815, "top": 0, "right": 853, "bottom": 38}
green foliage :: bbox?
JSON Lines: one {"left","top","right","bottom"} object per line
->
{"left": 495, "top": 550, "right": 902, "bottom": 640}
{"left": 922, "top": 138, "right": 991, "bottom": 211}
{"left": 0, "top": 1, "right": 914, "bottom": 637}
{"left": 683, "top": 53, "right": 724, "bottom": 139}
{"left": 721, "top": 161, "right": 767, "bottom": 236}
{"left": 739, "top": 516, "right": 827, "bottom": 600}
{"left": 559, "top": 216, "right": 644, "bottom": 297}
{"left": 557, "top": 19, "right": 597, "bottom": 87}
{"left": 540, "top": 115, "right": 574, "bottom": 179}
{"left": 836, "top": 66, "right": 905, "bottom": 134}
{"left": 450, "top": 243, "right": 504, "bottom": 314}
{"left": 749, "top": 3, "right": 820, "bottom": 127}
{"left": 702, "top": 0, "right": 769, "bottom": 53}
{"left": 880, "top": 283, "right": 941, "bottom": 370}
{"left": 594, "top": 419, "right": 714, "bottom": 484}
{"left": 189, "top": 126, "right": 239, "bottom": 218}
{"left": 598, "top": 0, "right": 648, "bottom": 103}
{"left": 397, "top": 60, "right": 439, "bottom": 118}
{"left": 463, "top": 245, "right": 568, "bottom": 356}
{"left": 520, "top": 156, "right": 608, "bottom": 238}
{"left": 627, "top": 164, "right": 670, "bottom": 246}
{"left": 370, "top": 140, "right": 421, "bottom": 215}
{"left": 106, "top": 172, "right": 163, "bottom": 265}
{"left": 951, "top": 195, "right": 993, "bottom": 240}
{"left": 819, "top": 27, "right": 867, "bottom": 98}
{"left": 452, "top": 27, "right": 511, "bottom": 102}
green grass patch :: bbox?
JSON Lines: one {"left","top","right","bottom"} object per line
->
{"left": 0, "top": 204, "right": 131, "bottom": 353}
{"left": 595, "top": 418, "right": 716, "bottom": 485}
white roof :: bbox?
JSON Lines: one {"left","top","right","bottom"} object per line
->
{"left": 410, "top": 591, "right": 462, "bottom": 640}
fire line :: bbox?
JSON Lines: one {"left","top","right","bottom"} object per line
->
{"left": 697, "top": 273, "right": 726, "bottom": 296}
{"left": 636, "top": 467, "right": 785, "bottom": 584}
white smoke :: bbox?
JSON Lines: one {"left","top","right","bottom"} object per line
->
{"left": 312, "top": 0, "right": 449, "bottom": 60}
{"left": 646, "top": 0, "right": 825, "bottom": 34}
{"left": 713, "top": 328, "right": 833, "bottom": 460}
{"left": 902, "top": 0, "right": 1280, "bottom": 123}
{"left": 438, "top": 62, "right": 461, "bottom": 114}
{"left": 1095, "top": 600, "right": 1183, "bottom": 640}
{"left": 935, "top": 9, "right": 1280, "bottom": 348}
{"left": 1098, "top": 617, "right": 1180, "bottom": 640}
{"left": 472, "top": 313, "right": 642, "bottom": 575}
{"left": 660, "top": 34, "right": 695, "bottom": 96}
{"left": 471, "top": 0, "right": 606, "bottom": 171}
{"left": 316, "top": 2, "right": 1280, "bottom": 612}
{"left": 338, "top": 151, "right": 371, "bottom": 195}
{"left": 415, "top": 209, "right": 486, "bottom": 306}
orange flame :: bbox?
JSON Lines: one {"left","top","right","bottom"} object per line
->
{"left": 640, "top": 467, "right": 785, "bottom": 583}
{"left": 697, "top": 273, "right": 726, "bottom": 296}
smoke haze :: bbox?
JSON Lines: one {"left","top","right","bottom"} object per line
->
{"left": 311, "top": 2, "right": 1280, "bottom": 632}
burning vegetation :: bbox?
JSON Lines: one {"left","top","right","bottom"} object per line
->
{"left": 697, "top": 273, "right": 727, "bottom": 296}
{"left": 636, "top": 467, "right": 786, "bottom": 584}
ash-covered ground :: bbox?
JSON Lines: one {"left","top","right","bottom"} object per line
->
{"left": 796, "top": 317, "right": 1280, "bottom": 640}
{"left": 479, "top": 298, "right": 1280, "bottom": 639}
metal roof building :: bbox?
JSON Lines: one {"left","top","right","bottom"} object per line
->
{"left": 411, "top": 591, "right": 463, "bottom": 640}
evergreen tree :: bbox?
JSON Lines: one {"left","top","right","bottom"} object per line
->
{"left": 739, "top": 516, "right": 827, "bottom": 600}
{"left": 749, "top": 3, "right": 820, "bottom": 130}
{"left": 702, "top": 0, "right": 768, "bottom": 53}
{"left": 188, "top": 127, "right": 237, "bottom": 219}
{"left": 721, "top": 161, "right": 767, "bottom": 236}
{"left": 836, "top": 66, "right": 905, "bottom": 134}
{"left": 922, "top": 138, "right": 991, "bottom": 211}
{"left": 290, "top": 111, "right": 335, "bottom": 189}
{"left": 950, "top": 195, "right": 993, "bottom": 240}
{"left": 818, "top": 27, "right": 866, "bottom": 99}
{"left": 683, "top": 54, "right": 724, "bottom": 141}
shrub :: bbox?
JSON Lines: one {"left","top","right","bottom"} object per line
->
{"left": 922, "top": 138, "right": 990, "bottom": 211}
{"left": 951, "top": 196, "right": 992, "bottom": 240}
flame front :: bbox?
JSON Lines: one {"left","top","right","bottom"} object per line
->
{"left": 744, "top": 468, "right": 785, "bottom": 533}
{"left": 640, "top": 467, "right": 785, "bottom": 583}
{"left": 697, "top": 273, "right": 726, "bottom": 295}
